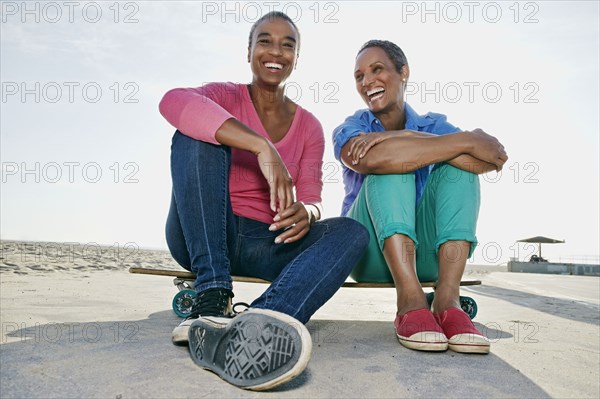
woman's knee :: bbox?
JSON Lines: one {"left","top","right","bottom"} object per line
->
{"left": 364, "top": 173, "right": 416, "bottom": 192}
{"left": 171, "top": 130, "right": 230, "bottom": 161}
{"left": 328, "top": 217, "right": 370, "bottom": 247}
{"left": 347, "top": 218, "right": 370, "bottom": 250}
{"left": 429, "top": 164, "right": 481, "bottom": 214}
{"left": 432, "top": 164, "right": 480, "bottom": 192}
{"left": 363, "top": 174, "right": 417, "bottom": 211}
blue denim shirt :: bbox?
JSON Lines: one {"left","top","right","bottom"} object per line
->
{"left": 332, "top": 103, "right": 460, "bottom": 216}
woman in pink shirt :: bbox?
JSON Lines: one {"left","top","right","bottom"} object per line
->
{"left": 159, "top": 12, "right": 368, "bottom": 391}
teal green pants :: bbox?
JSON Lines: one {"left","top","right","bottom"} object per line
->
{"left": 347, "top": 164, "right": 480, "bottom": 283}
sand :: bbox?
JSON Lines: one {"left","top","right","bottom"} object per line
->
{"left": 1, "top": 240, "right": 599, "bottom": 398}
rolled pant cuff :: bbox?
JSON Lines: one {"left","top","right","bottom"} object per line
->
{"left": 435, "top": 230, "right": 478, "bottom": 258}
{"left": 379, "top": 222, "right": 419, "bottom": 251}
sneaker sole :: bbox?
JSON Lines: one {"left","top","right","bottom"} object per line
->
{"left": 448, "top": 334, "right": 491, "bottom": 354}
{"left": 396, "top": 332, "right": 449, "bottom": 352}
{"left": 188, "top": 308, "right": 312, "bottom": 390}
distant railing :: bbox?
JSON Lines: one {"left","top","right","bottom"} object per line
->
{"left": 556, "top": 255, "right": 600, "bottom": 265}
{"left": 506, "top": 255, "right": 600, "bottom": 265}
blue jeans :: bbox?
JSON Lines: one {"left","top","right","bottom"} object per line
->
{"left": 165, "top": 131, "right": 369, "bottom": 323}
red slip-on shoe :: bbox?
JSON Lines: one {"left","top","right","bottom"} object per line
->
{"left": 394, "top": 309, "right": 448, "bottom": 352}
{"left": 434, "top": 307, "right": 490, "bottom": 354}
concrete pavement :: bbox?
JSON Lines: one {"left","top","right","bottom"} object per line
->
{"left": 1, "top": 270, "right": 598, "bottom": 398}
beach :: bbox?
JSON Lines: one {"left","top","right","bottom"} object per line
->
{"left": 1, "top": 240, "right": 599, "bottom": 398}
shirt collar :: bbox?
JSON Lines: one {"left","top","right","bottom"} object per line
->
{"left": 362, "top": 103, "right": 435, "bottom": 130}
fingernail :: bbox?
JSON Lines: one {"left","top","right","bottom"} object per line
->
{"left": 269, "top": 225, "right": 277, "bottom": 231}
{"left": 274, "top": 237, "right": 282, "bottom": 244}
{"left": 273, "top": 215, "right": 280, "bottom": 221}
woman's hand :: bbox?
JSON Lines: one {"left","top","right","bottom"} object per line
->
{"left": 347, "top": 132, "right": 390, "bottom": 165}
{"left": 269, "top": 202, "right": 312, "bottom": 244}
{"left": 214, "top": 119, "right": 295, "bottom": 212}
{"left": 466, "top": 129, "right": 508, "bottom": 171}
{"left": 256, "top": 141, "right": 294, "bottom": 213}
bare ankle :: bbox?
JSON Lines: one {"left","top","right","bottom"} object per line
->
{"left": 431, "top": 292, "right": 461, "bottom": 314}
{"left": 397, "top": 291, "right": 428, "bottom": 315}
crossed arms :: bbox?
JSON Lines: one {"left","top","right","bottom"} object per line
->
{"left": 341, "top": 129, "right": 508, "bottom": 175}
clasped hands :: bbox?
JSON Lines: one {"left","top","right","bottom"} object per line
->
{"left": 269, "top": 202, "right": 314, "bottom": 244}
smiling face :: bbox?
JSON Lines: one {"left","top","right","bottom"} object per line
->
{"left": 248, "top": 17, "right": 299, "bottom": 87}
{"left": 354, "top": 46, "right": 409, "bottom": 114}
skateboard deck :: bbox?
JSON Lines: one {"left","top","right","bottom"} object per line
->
{"left": 129, "top": 267, "right": 481, "bottom": 288}
{"left": 129, "top": 267, "right": 481, "bottom": 318}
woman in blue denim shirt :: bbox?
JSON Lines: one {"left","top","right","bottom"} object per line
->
{"left": 333, "top": 40, "right": 508, "bottom": 354}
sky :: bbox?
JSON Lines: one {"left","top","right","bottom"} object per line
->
{"left": 1, "top": 1, "right": 599, "bottom": 265}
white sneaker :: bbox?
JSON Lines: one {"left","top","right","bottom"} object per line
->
{"left": 171, "top": 287, "right": 233, "bottom": 345}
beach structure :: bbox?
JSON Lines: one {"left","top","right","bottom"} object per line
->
{"left": 508, "top": 236, "right": 599, "bottom": 276}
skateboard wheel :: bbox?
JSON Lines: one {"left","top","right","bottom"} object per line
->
{"left": 172, "top": 289, "right": 197, "bottom": 318}
{"left": 460, "top": 296, "right": 478, "bottom": 320}
{"left": 426, "top": 293, "right": 477, "bottom": 320}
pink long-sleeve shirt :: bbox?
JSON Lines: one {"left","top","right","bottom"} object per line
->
{"left": 159, "top": 82, "right": 324, "bottom": 225}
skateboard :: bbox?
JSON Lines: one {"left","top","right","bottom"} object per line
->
{"left": 129, "top": 267, "right": 481, "bottom": 319}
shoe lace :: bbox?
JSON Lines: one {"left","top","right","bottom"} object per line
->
{"left": 232, "top": 302, "right": 250, "bottom": 315}
{"left": 188, "top": 288, "right": 234, "bottom": 319}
